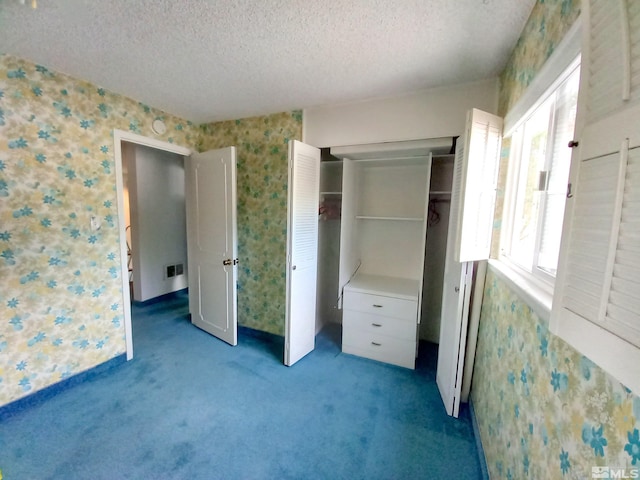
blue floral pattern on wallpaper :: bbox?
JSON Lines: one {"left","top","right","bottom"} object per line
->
{"left": 498, "top": 0, "right": 580, "bottom": 117}
{"left": 0, "top": 54, "right": 199, "bottom": 406}
{"left": 473, "top": 272, "right": 640, "bottom": 479}
{"left": 198, "top": 112, "right": 303, "bottom": 336}
{"left": 475, "top": 0, "right": 640, "bottom": 478}
{"left": 1, "top": 52, "right": 302, "bottom": 406}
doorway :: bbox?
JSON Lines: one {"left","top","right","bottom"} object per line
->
{"left": 121, "top": 142, "right": 188, "bottom": 303}
{"left": 114, "top": 131, "right": 240, "bottom": 358}
{"left": 113, "top": 130, "right": 192, "bottom": 360}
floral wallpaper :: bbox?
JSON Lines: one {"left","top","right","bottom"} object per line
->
{"left": 0, "top": 54, "right": 200, "bottom": 406}
{"left": 472, "top": 271, "right": 640, "bottom": 479}
{"left": 498, "top": 0, "right": 580, "bottom": 117}
{"left": 199, "top": 112, "right": 303, "bottom": 336}
{"left": 474, "top": 2, "right": 640, "bottom": 478}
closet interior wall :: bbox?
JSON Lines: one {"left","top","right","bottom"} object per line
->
{"left": 319, "top": 138, "right": 453, "bottom": 368}
{"left": 316, "top": 150, "right": 343, "bottom": 333}
{"left": 420, "top": 154, "right": 454, "bottom": 343}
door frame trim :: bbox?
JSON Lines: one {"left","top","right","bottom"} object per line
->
{"left": 113, "top": 129, "right": 192, "bottom": 360}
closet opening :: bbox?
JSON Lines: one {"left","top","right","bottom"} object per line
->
{"left": 420, "top": 153, "right": 455, "bottom": 344}
{"left": 315, "top": 137, "right": 455, "bottom": 368}
{"left": 316, "top": 148, "right": 344, "bottom": 345}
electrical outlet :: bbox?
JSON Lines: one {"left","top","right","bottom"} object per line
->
{"left": 90, "top": 215, "right": 101, "bottom": 231}
{"left": 166, "top": 265, "right": 175, "bottom": 278}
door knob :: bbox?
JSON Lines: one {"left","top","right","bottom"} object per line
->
{"left": 292, "top": 265, "right": 297, "bottom": 270}
{"left": 223, "top": 259, "right": 232, "bottom": 266}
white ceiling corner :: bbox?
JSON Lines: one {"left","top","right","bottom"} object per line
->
{"left": 0, "top": 0, "right": 536, "bottom": 124}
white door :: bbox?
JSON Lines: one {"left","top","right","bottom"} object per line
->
{"left": 437, "top": 108, "right": 502, "bottom": 417}
{"left": 437, "top": 259, "right": 473, "bottom": 417}
{"left": 185, "top": 147, "right": 238, "bottom": 346}
{"left": 285, "top": 140, "right": 321, "bottom": 366}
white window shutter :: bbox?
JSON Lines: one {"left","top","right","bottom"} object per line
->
{"left": 630, "top": 2, "right": 640, "bottom": 101}
{"left": 455, "top": 108, "right": 503, "bottom": 262}
{"left": 556, "top": 141, "right": 640, "bottom": 348}
{"left": 551, "top": 0, "right": 640, "bottom": 393}
{"left": 557, "top": 150, "right": 622, "bottom": 325}
{"left": 586, "top": 0, "right": 626, "bottom": 121}
{"left": 586, "top": 0, "right": 640, "bottom": 122}
{"left": 604, "top": 145, "right": 640, "bottom": 346}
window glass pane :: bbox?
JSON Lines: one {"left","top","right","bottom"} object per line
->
{"left": 509, "top": 99, "right": 552, "bottom": 270}
{"left": 537, "top": 69, "right": 580, "bottom": 275}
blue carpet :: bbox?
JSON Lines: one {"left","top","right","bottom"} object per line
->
{"left": 0, "top": 290, "right": 482, "bottom": 479}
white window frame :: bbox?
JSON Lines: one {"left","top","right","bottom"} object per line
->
{"left": 500, "top": 58, "right": 581, "bottom": 284}
{"left": 492, "top": 18, "right": 582, "bottom": 323}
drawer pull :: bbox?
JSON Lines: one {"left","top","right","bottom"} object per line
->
{"left": 372, "top": 304, "right": 383, "bottom": 308}
{"left": 371, "top": 323, "right": 382, "bottom": 327}
{"left": 371, "top": 342, "right": 381, "bottom": 346}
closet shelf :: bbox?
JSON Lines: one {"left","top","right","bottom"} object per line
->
{"left": 320, "top": 191, "right": 342, "bottom": 196}
{"left": 429, "top": 190, "right": 452, "bottom": 195}
{"left": 356, "top": 215, "right": 423, "bottom": 222}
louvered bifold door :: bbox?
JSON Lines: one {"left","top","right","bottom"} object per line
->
{"left": 558, "top": 142, "right": 640, "bottom": 349}
{"left": 437, "top": 122, "right": 473, "bottom": 418}
{"left": 285, "top": 140, "right": 321, "bottom": 366}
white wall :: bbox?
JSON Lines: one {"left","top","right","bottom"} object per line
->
{"left": 316, "top": 159, "right": 344, "bottom": 333}
{"left": 420, "top": 157, "right": 455, "bottom": 342}
{"left": 303, "top": 78, "right": 499, "bottom": 147}
{"left": 125, "top": 143, "right": 188, "bottom": 302}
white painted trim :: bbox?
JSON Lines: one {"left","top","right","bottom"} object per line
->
{"left": 113, "top": 129, "right": 191, "bottom": 156}
{"left": 112, "top": 129, "right": 192, "bottom": 360}
{"left": 503, "top": 17, "right": 583, "bottom": 136}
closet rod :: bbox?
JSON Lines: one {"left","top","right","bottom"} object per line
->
{"left": 352, "top": 155, "right": 431, "bottom": 163}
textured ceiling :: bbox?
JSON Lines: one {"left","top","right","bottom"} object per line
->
{"left": 0, "top": 0, "right": 535, "bottom": 123}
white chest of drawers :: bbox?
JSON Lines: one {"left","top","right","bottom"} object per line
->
{"left": 342, "top": 274, "right": 419, "bottom": 369}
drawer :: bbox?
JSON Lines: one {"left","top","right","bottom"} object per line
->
{"left": 342, "top": 324, "right": 416, "bottom": 369}
{"left": 343, "top": 310, "right": 415, "bottom": 341}
{"left": 343, "top": 291, "right": 417, "bottom": 320}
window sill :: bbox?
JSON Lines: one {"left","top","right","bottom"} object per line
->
{"left": 487, "top": 259, "right": 553, "bottom": 325}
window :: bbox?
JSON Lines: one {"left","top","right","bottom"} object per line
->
{"left": 501, "top": 61, "right": 580, "bottom": 283}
